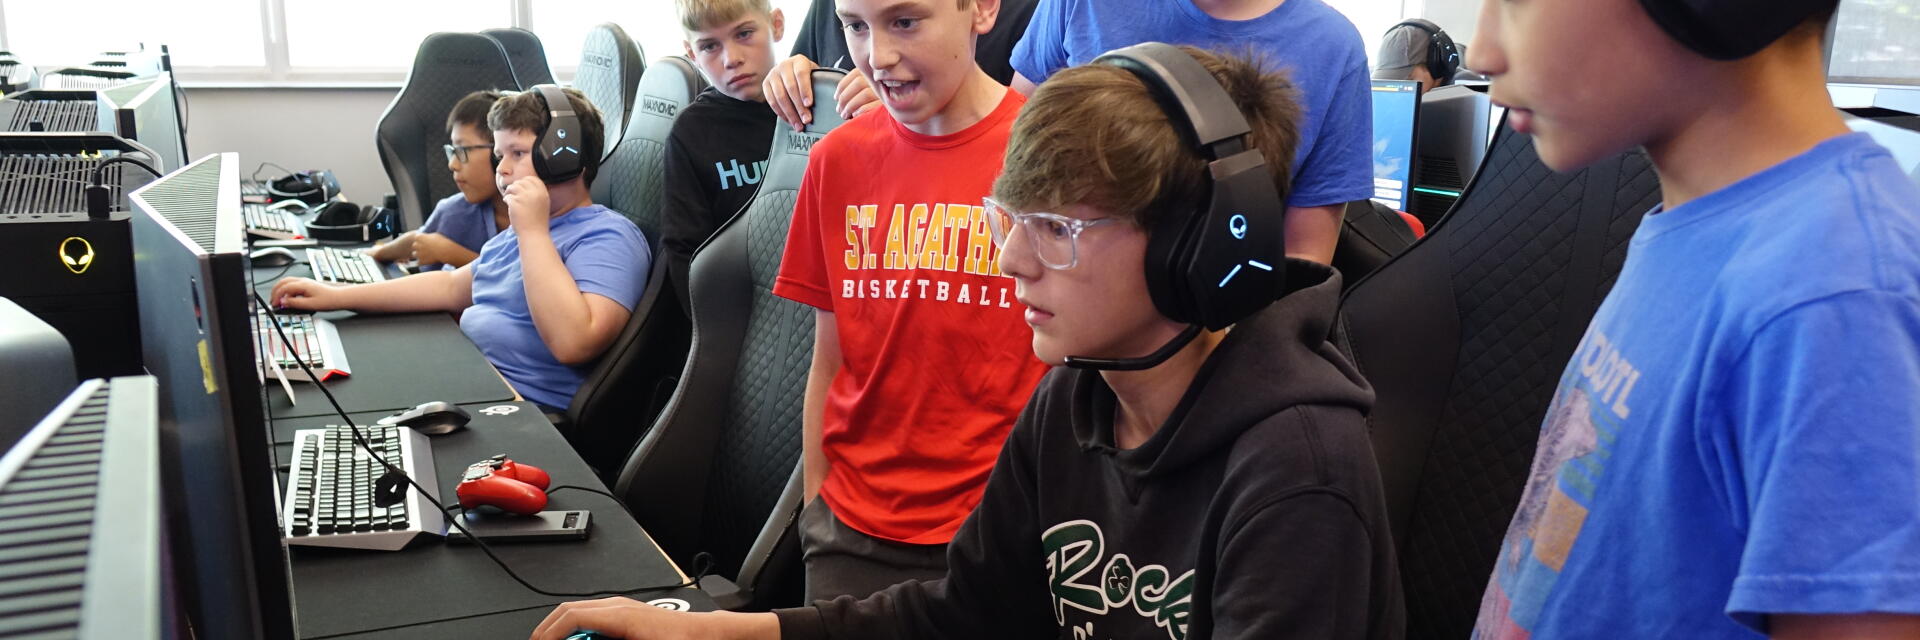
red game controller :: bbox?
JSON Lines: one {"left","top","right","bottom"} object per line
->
{"left": 455, "top": 455, "right": 551, "bottom": 515}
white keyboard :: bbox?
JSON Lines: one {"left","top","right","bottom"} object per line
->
{"left": 253, "top": 310, "right": 352, "bottom": 382}
{"left": 307, "top": 246, "right": 389, "bottom": 284}
{"left": 245, "top": 201, "right": 309, "bottom": 240}
{"left": 282, "top": 424, "right": 443, "bottom": 551}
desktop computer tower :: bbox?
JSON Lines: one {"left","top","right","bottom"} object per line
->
{"left": 1409, "top": 84, "right": 1493, "bottom": 226}
{"left": 0, "top": 132, "right": 158, "bottom": 378}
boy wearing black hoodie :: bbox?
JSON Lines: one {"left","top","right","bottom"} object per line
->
{"left": 531, "top": 45, "right": 1403, "bottom": 640}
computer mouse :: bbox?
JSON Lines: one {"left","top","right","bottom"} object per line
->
{"left": 377, "top": 401, "right": 472, "bottom": 436}
{"left": 249, "top": 246, "right": 298, "bottom": 268}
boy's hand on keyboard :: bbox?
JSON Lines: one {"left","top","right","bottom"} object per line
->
{"left": 270, "top": 277, "right": 344, "bottom": 311}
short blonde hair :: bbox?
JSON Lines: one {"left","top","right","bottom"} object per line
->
{"left": 676, "top": 0, "right": 773, "bottom": 34}
{"left": 994, "top": 46, "right": 1302, "bottom": 229}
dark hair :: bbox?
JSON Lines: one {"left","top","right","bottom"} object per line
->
{"left": 486, "top": 87, "right": 606, "bottom": 187}
{"left": 995, "top": 46, "right": 1301, "bottom": 229}
{"left": 445, "top": 90, "right": 504, "bottom": 139}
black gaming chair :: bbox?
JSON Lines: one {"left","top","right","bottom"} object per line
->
{"left": 375, "top": 33, "right": 520, "bottom": 229}
{"left": 483, "top": 27, "right": 556, "bottom": 87}
{"left": 1336, "top": 119, "right": 1660, "bottom": 639}
{"left": 614, "top": 69, "right": 849, "bottom": 612}
{"left": 571, "top": 23, "right": 645, "bottom": 180}
{"left": 560, "top": 57, "right": 708, "bottom": 476}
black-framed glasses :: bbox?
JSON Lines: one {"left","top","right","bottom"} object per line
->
{"left": 443, "top": 144, "right": 492, "bottom": 165}
{"left": 984, "top": 197, "right": 1119, "bottom": 270}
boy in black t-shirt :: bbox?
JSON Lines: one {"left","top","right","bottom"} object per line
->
{"left": 660, "top": 0, "right": 788, "bottom": 313}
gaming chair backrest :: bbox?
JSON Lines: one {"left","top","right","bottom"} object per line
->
{"left": 615, "top": 69, "right": 849, "bottom": 609}
{"left": 374, "top": 32, "right": 519, "bottom": 229}
{"left": 482, "top": 27, "right": 556, "bottom": 87}
{"left": 1336, "top": 120, "right": 1660, "bottom": 639}
{"left": 561, "top": 57, "right": 707, "bottom": 476}
{"left": 572, "top": 23, "right": 644, "bottom": 178}
{"left": 598, "top": 56, "right": 706, "bottom": 234}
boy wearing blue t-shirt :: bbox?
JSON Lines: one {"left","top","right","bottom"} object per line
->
{"left": 270, "top": 87, "right": 650, "bottom": 411}
{"left": 1468, "top": 0, "right": 1920, "bottom": 638}
{"left": 1007, "top": 0, "right": 1372, "bottom": 264}
{"left": 368, "top": 90, "right": 509, "bottom": 270}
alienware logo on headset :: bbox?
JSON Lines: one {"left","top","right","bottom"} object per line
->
{"left": 59, "top": 236, "right": 95, "bottom": 275}
{"left": 529, "top": 84, "right": 585, "bottom": 184}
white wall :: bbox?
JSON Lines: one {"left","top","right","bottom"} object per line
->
{"left": 181, "top": 87, "right": 399, "bottom": 206}
{"left": 1421, "top": 0, "right": 1481, "bottom": 54}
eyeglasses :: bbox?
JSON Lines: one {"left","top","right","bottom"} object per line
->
{"left": 443, "top": 144, "right": 492, "bottom": 165}
{"left": 984, "top": 197, "right": 1119, "bottom": 270}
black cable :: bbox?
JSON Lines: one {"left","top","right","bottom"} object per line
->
{"left": 91, "top": 155, "right": 162, "bottom": 185}
{"left": 251, "top": 291, "right": 696, "bottom": 598}
{"left": 252, "top": 161, "right": 296, "bottom": 184}
{"left": 251, "top": 260, "right": 297, "bottom": 286}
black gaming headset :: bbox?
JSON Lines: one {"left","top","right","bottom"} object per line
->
{"left": 1066, "top": 43, "right": 1289, "bottom": 371}
{"left": 1391, "top": 19, "right": 1461, "bottom": 83}
{"left": 1637, "top": 0, "right": 1837, "bottom": 61}
{"left": 520, "top": 84, "right": 586, "bottom": 184}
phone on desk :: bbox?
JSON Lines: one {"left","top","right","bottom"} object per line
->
{"left": 446, "top": 509, "right": 590, "bottom": 544}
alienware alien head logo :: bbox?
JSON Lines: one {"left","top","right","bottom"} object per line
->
{"left": 556, "top": 128, "right": 568, "bottom": 140}
{"left": 1228, "top": 214, "right": 1248, "bottom": 240}
{"left": 479, "top": 405, "right": 519, "bottom": 416}
{"left": 59, "top": 237, "right": 95, "bottom": 274}
{"left": 648, "top": 598, "right": 691, "bottom": 611}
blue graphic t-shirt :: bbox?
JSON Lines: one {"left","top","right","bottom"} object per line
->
{"left": 1010, "top": 0, "right": 1372, "bottom": 208}
{"left": 460, "top": 204, "right": 649, "bottom": 409}
{"left": 1476, "top": 133, "right": 1920, "bottom": 638}
{"left": 418, "top": 193, "right": 504, "bottom": 268}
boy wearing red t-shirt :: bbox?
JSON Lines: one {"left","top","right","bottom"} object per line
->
{"left": 770, "top": 0, "right": 1046, "bottom": 601}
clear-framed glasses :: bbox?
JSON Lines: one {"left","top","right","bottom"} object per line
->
{"left": 984, "top": 197, "right": 1119, "bottom": 270}
{"left": 443, "top": 143, "right": 492, "bottom": 165}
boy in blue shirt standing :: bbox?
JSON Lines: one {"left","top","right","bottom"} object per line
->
{"left": 271, "top": 87, "right": 650, "bottom": 411}
{"left": 1469, "top": 0, "right": 1920, "bottom": 637}
{"left": 1007, "top": 0, "right": 1372, "bottom": 264}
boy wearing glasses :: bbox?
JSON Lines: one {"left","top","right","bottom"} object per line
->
{"left": 532, "top": 47, "right": 1402, "bottom": 640}
{"left": 370, "top": 90, "right": 508, "bottom": 270}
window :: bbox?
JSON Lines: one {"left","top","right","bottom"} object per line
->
{"left": 529, "top": 0, "right": 813, "bottom": 76}
{"left": 2, "top": 0, "right": 265, "bottom": 68}
{"left": 283, "top": 0, "right": 510, "bottom": 70}
{"left": 0, "top": 1, "right": 1433, "bottom": 85}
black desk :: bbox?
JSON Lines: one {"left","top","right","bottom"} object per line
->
{"left": 275, "top": 401, "right": 711, "bottom": 638}
{"left": 262, "top": 311, "right": 517, "bottom": 419}
{"left": 251, "top": 250, "right": 515, "bottom": 419}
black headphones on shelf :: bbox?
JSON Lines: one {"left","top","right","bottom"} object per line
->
{"left": 1391, "top": 18, "right": 1462, "bottom": 82}
{"left": 1069, "top": 43, "right": 1289, "bottom": 371}
{"left": 304, "top": 198, "right": 399, "bottom": 243}
{"left": 267, "top": 169, "right": 340, "bottom": 206}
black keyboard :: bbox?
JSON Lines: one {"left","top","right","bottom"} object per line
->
{"left": 283, "top": 425, "right": 442, "bottom": 551}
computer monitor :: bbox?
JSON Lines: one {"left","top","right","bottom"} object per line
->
{"left": 1848, "top": 114, "right": 1920, "bottom": 185}
{"left": 1826, "top": 0, "right": 1920, "bottom": 88}
{"left": 1370, "top": 79, "right": 1421, "bottom": 211}
{"left": 130, "top": 152, "right": 297, "bottom": 639}
{"left": 1409, "top": 84, "right": 1492, "bottom": 226}
{"left": 0, "top": 376, "right": 172, "bottom": 638}
{"left": 103, "top": 73, "right": 185, "bottom": 172}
